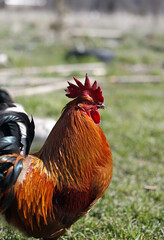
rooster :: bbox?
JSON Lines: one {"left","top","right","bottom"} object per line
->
{"left": 0, "top": 74, "right": 113, "bottom": 240}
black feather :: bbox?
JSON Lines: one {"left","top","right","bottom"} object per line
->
{"left": 24, "top": 116, "right": 35, "bottom": 155}
{"left": 0, "top": 162, "right": 13, "bottom": 173}
{"left": 0, "top": 103, "right": 15, "bottom": 111}
{"left": 0, "top": 113, "right": 22, "bottom": 149}
{"left": 13, "top": 158, "right": 23, "bottom": 184}
{"left": 1, "top": 186, "right": 14, "bottom": 211}
{"left": 0, "top": 91, "right": 34, "bottom": 211}
{"left": 0, "top": 88, "right": 35, "bottom": 156}
{"left": 0, "top": 111, "right": 35, "bottom": 156}
{"left": 0, "top": 155, "right": 23, "bottom": 212}
{"left": 0, "top": 136, "right": 21, "bottom": 155}
{"left": 0, "top": 158, "right": 23, "bottom": 191}
{"left": 0, "top": 156, "right": 8, "bottom": 162}
{"left": 0, "top": 173, "right": 4, "bottom": 180}
{"left": 0, "top": 89, "right": 14, "bottom": 111}
{"left": 0, "top": 89, "right": 13, "bottom": 105}
{"left": 1, "top": 169, "right": 14, "bottom": 191}
{"left": 0, "top": 156, "right": 17, "bottom": 163}
{"left": 6, "top": 156, "right": 17, "bottom": 162}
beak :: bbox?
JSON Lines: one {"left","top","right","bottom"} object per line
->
{"left": 97, "top": 104, "right": 105, "bottom": 109}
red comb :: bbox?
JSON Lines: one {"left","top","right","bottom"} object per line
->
{"left": 65, "top": 74, "right": 104, "bottom": 104}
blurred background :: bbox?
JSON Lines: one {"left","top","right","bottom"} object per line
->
{"left": 0, "top": 0, "right": 163, "bottom": 99}
{"left": 0, "top": 0, "right": 164, "bottom": 85}
{"left": 0, "top": 1, "right": 164, "bottom": 240}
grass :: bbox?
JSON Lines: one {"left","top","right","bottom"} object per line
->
{"left": 0, "top": 11, "right": 164, "bottom": 240}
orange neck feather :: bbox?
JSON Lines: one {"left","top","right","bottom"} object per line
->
{"left": 36, "top": 99, "right": 111, "bottom": 191}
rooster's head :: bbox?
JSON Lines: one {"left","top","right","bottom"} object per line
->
{"left": 65, "top": 74, "right": 105, "bottom": 125}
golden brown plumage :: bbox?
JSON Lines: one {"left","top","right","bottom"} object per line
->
{"left": 0, "top": 74, "right": 113, "bottom": 239}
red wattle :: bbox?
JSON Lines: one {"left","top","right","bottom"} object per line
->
{"left": 90, "top": 109, "right": 101, "bottom": 124}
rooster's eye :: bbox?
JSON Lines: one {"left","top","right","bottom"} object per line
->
{"left": 84, "top": 101, "right": 90, "bottom": 105}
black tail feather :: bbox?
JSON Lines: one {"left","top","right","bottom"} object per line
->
{"left": 24, "top": 116, "right": 35, "bottom": 156}
{"left": 0, "top": 136, "right": 21, "bottom": 155}
{"left": 0, "top": 158, "right": 23, "bottom": 191}
{"left": 0, "top": 89, "right": 14, "bottom": 111}
{"left": 0, "top": 91, "right": 35, "bottom": 212}
{"left": 1, "top": 167, "right": 14, "bottom": 191}
{"left": 0, "top": 111, "right": 35, "bottom": 156}
{"left": 0, "top": 156, "right": 23, "bottom": 212}
{"left": 0, "top": 173, "right": 4, "bottom": 180}
{"left": 1, "top": 186, "right": 14, "bottom": 212}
